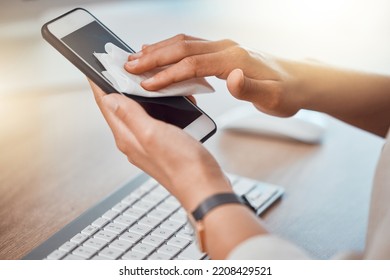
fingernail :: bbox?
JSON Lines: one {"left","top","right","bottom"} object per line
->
{"left": 103, "top": 95, "right": 119, "bottom": 112}
{"left": 142, "top": 44, "right": 149, "bottom": 50}
{"left": 126, "top": 59, "right": 139, "bottom": 67}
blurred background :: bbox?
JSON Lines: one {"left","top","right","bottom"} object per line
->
{"left": 1, "top": 0, "right": 390, "bottom": 96}
{"left": 1, "top": 0, "right": 388, "bottom": 260}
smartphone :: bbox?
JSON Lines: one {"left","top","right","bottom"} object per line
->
{"left": 41, "top": 8, "right": 216, "bottom": 142}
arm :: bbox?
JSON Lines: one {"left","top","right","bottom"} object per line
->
{"left": 283, "top": 60, "right": 390, "bottom": 137}
{"left": 126, "top": 34, "right": 390, "bottom": 137}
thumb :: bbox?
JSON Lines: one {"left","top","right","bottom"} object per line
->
{"left": 226, "top": 69, "right": 285, "bottom": 116}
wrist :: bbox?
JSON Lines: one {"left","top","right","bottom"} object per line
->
{"left": 277, "top": 58, "right": 311, "bottom": 114}
{"left": 173, "top": 169, "right": 233, "bottom": 213}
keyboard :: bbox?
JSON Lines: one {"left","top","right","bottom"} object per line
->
{"left": 24, "top": 172, "right": 283, "bottom": 260}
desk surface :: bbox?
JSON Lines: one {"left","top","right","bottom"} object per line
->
{"left": 0, "top": 0, "right": 388, "bottom": 260}
{"left": 0, "top": 81, "right": 384, "bottom": 259}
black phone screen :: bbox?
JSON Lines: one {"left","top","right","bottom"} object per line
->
{"left": 62, "top": 20, "right": 202, "bottom": 129}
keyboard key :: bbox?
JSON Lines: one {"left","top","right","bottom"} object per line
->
{"left": 128, "top": 224, "right": 152, "bottom": 236}
{"left": 132, "top": 200, "right": 155, "bottom": 212}
{"left": 123, "top": 207, "right": 146, "bottom": 219}
{"left": 177, "top": 243, "right": 205, "bottom": 260}
{"left": 151, "top": 227, "right": 175, "bottom": 240}
{"left": 169, "top": 211, "right": 187, "bottom": 223}
{"left": 110, "top": 239, "right": 133, "bottom": 252}
{"left": 160, "top": 220, "right": 184, "bottom": 232}
{"left": 92, "top": 217, "right": 109, "bottom": 228}
{"left": 250, "top": 196, "right": 270, "bottom": 209}
{"left": 156, "top": 201, "right": 180, "bottom": 214}
{"left": 147, "top": 189, "right": 170, "bottom": 201}
{"left": 114, "top": 215, "right": 137, "bottom": 227}
{"left": 121, "top": 195, "right": 138, "bottom": 206}
{"left": 147, "top": 209, "right": 171, "bottom": 221}
{"left": 104, "top": 222, "right": 128, "bottom": 234}
{"left": 232, "top": 178, "right": 255, "bottom": 196}
{"left": 122, "top": 250, "right": 147, "bottom": 260}
{"left": 81, "top": 225, "right": 99, "bottom": 236}
{"left": 47, "top": 249, "right": 67, "bottom": 260}
{"left": 99, "top": 247, "right": 123, "bottom": 260}
{"left": 142, "top": 235, "right": 165, "bottom": 247}
{"left": 245, "top": 188, "right": 263, "bottom": 201}
{"left": 152, "top": 186, "right": 170, "bottom": 196}
{"left": 142, "top": 178, "right": 159, "bottom": 190}
{"left": 102, "top": 210, "right": 119, "bottom": 220}
{"left": 176, "top": 226, "right": 194, "bottom": 241}
{"left": 72, "top": 246, "right": 97, "bottom": 259}
{"left": 131, "top": 179, "right": 157, "bottom": 198}
{"left": 58, "top": 241, "right": 77, "bottom": 252}
{"left": 119, "top": 232, "right": 142, "bottom": 244}
{"left": 167, "top": 236, "right": 190, "bottom": 249}
{"left": 132, "top": 243, "right": 155, "bottom": 255}
{"left": 164, "top": 196, "right": 180, "bottom": 205}
{"left": 142, "top": 193, "right": 166, "bottom": 204}
{"left": 138, "top": 216, "right": 161, "bottom": 228}
{"left": 112, "top": 202, "right": 129, "bottom": 213}
{"left": 157, "top": 244, "right": 181, "bottom": 258}
{"left": 147, "top": 252, "right": 172, "bottom": 260}
{"left": 70, "top": 233, "right": 88, "bottom": 244}
{"left": 94, "top": 230, "right": 117, "bottom": 242}
{"left": 83, "top": 238, "right": 108, "bottom": 250}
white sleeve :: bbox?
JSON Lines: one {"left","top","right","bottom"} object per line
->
{"left": 227, "top": 235, "right": 311, "bottom": 260}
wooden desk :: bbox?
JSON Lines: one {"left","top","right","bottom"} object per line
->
{"left": 0, "top": 80, "right": 384, "bottom": 259}
{"left": 1, "top": 0, "right": 388, "bottom": 260}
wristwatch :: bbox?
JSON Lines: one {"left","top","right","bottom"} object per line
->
{"left": 187, "top": 193, "right": 255, "bottom": 253}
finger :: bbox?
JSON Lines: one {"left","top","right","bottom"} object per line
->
{"left": 126, "top": 39, "right": 236, "bottom": 74}
{"left": 134, "top": 34, "right": 205, "bottom": 57}
{"left": 140, "top": 51, "right": 231, "bottom": 91}
{"left": 186, "top": 95, "right": 197, "bottom": 105}
{"left": 89, "top": 81, "right": 146, "bottom": 155}
{"left": 227, "top": 69, "right": 291, "bottom": 116}
{"left": 128, "top": 34, "right": 204, "bottom": 61}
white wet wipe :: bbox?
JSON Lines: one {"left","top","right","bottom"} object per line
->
{"left": 93, "top": 43, "right": 214, "bottom": 98}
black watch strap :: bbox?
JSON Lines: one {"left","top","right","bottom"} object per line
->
{"left": 191, "top": 193, "right": 255, "bottom": 221}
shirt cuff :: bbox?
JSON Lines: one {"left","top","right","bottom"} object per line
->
{"left": 227, "top": 235, "right": 311, "bottom": 260}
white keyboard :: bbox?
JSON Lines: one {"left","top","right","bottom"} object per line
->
{"left": 31, "top": 173, "right": 283, "bottom": 260}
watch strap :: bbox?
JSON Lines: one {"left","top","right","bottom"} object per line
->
{"left": 192, "top": 193, "right": 250, "bottom": 221}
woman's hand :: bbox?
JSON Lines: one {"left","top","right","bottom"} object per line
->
{"left": 90, "top": 81, "right": 232, "bottom": 212}
{"left": 90, "top": 82, "right": 268, "bottom": 259}
{"left": 125, "top": 34, "right": 390, "bottom": 136}
{"left": 125, "top": 34, "right": 302, "bottom": 117}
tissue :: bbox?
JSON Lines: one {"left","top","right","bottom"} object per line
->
{"left": 93, "top": 43, "right": 214, "bottom": 98}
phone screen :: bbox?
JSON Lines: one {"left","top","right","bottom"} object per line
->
{"left": 61, "top": 20, "right": 202, "bottom": 129}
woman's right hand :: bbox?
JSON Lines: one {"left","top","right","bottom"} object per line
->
{"left": 125, "top": 34, "right": 303, "bottom": 117}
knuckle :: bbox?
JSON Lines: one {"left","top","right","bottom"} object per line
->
{"left": 181, "top": 56, "right": 198, "bottom": 74}
{"left": 139, "top": 124, "right": 156, "bottom": 146}
{"left": 221, "top": 39, "right": 238, "bottom": 47}
{"left": 230, "top": 45, "right": 250, "bottom": 59}
{"left": 175, "top": 33, "right": 188, "bottom": 42}
{"left": 177, "top": 40, "right": 192, "bottom": 55}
